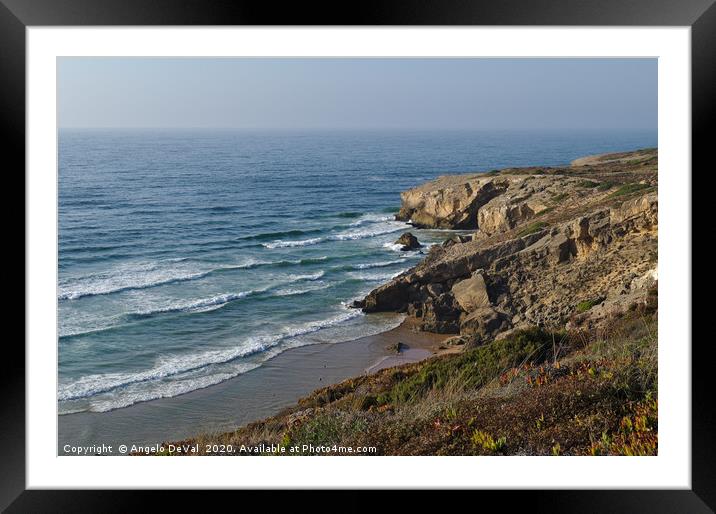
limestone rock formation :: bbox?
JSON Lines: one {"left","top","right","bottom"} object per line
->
{"left": 360, "top": 148, "right": 658, "bottom": 345}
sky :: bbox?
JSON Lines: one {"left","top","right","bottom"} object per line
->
{"left": 57, "top": 58, "right": 657, "bottom": 131}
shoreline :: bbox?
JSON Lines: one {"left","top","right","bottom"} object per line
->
{"left": 58, "top": 317, "right": 452, "bottom": 454}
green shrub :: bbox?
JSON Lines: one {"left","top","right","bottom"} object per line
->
{"left": 576, "top": 299, "right": 600, "bottom": 312}
{"left": 380, "top": 327, "right": 562, "bottom": 405}
{"left": 291, "top": 415, "right": 343, "bottom": 448}
{"left": 597, "top": 181, "right": 615, "bottom": 192}
{"left": 535, "top": 206, "right": 554, "bottom": 216}
{"left": 577, "top": 180, "right": 600, "bottom": 188}
{"left": 518, "top": 221, "right": 548, "bottom": 237}
{"left": 609, "top": 183, "right": 650, "bottom": 198}
{"left": 471, "top": 430, "right": 506, "bottom": 452}
{"left": 576, "top": 301, "right": 591, "bottom": 312}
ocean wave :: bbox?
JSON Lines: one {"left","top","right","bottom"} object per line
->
{"left": 59, "top": 318, "right": 126, "bottom": 339}
{"left": 232, "top": 255, "right": 328, "bottom": 269}
{"left": 287, "top": 271, "right": 325, "bottom": 282}
{"left": 58, "top": 309, "right": 363, "bottom": 403}
{"left": 331, "top": 220, "right": 406, "bottom": 240}
{"left": 59, "top": 268, "right": 336, "bottom": 337}
{"left": 238, "top": 228, "right": 324, "bottom": 242}
{"left": 348, "top": 213, "right": 392, "bottom": 227}
{"left": 61, "top": 307, "right": 399, "bottom": 413}
{"left": 58, "top": 262, "right": 215, "bottom": 300}
{"left": 272, "top": 282, "right": 332, "bottom": 297}
{"left": 347, "top": 269, "right": 406, "bottom": 282}
{"left": 61, "top": 364, "right": 261, "bottom": 413}
{"left": 124, "top": 291, "right": 254, "bottom": 320}
{"left": 262, "top": 237, "right": 324, "bottom": 249}
{"left": 352, "top": 259, "right": 407, "bottom": 270}
{"left": 58, "top": 256, "right": 331, "bottom": 301}
{"left": 263, "top": 219, "right": 407, "bottom": 249}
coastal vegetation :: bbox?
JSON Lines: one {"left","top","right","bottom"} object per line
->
{"left": 169, "top": 304, "right": 656, "bottom": 456}
{"left": 517, "top": 221, "right": 549, "bottom": 237}
{"left": 609, "top": 182, "right": 652, "bottom": 198}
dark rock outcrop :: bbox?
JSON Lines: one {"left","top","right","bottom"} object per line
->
{"left": 386, "top": 342, "right": 409, "bottom": 354}
{"left": 459, "top": 307, "right": 510, "bottom": 342}
{"left": 395, "top": 232, "right": 421, "bottom": 251}
{"left": 442, "top": 234, "right": 472, "bottom": 248}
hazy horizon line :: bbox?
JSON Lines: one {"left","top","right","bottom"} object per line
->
{"left": 58, "top": 126, "right": 658, "bottom": 132}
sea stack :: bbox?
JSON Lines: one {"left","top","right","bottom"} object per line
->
{"left": 395, "top": 232, "right": 421, "bottom": 251}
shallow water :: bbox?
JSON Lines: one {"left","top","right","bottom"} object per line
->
{"left": 58, "top": 129, "right": 657, "bottom": 415}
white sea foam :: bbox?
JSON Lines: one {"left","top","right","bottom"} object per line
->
{"left": 331, "top": 221, "right": 406, "bottom": 241}
{"left": 352, "top": 259, "right": 406, "bottom": 270}
{"left": 59, "top": 290, "right": 259, "bottom": 338}
{"left": 383, "top": 242, "right": 406, "bottom": 252}
{"left": 273, "top": 282, "right": 332, "bottom": 297}
{"left": 59, "top": 270, "right": 333, "bottom": 338}
{"left": 127, "top": 291, "right": 254, "bottom": 318}
{"left": 348, "top": 213, "right": 392, "bottom": 226}
{"left": 231, "top": 257, "right": 277, "bottom": 269}
{"left": 61, "top": 363, "right": 261, "bottom": 414}
{"left": 59, "top": 310, "right": 407, "bottom": 414}
{"left": 287, "top": 271, "right": 325, "bottom": 282}
{"left": 347, "top": 269, "right": 406, "bottom": 282}
{"left": 262, "top": 218, "right": 408, "bottom": 249}
{"left": 57, "top": 254, "right": 334, "bottom": 301}
{"left": 58, "top": 261, "right": 215, "bottom": 300}
{"left": 262, "top": 237, "right": 324, "bottom": 249}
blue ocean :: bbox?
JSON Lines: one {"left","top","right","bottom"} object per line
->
{"left": 58, "top": 129, "right": 657, "bottom": 414}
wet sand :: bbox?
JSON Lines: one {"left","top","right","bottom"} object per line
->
{"left": 58, "top": 319, "right": 451, "bottom": 455}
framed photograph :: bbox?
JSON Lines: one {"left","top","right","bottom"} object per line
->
{"left": 4, "top": 0, "right": 712, "bottom": 509}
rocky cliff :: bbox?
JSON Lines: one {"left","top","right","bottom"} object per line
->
{"left": 357, "top": 148, "right": 658, "bottom": 344}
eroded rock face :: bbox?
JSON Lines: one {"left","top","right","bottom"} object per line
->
{"left": 476, "top": 190, "right": 551, "bottom": 236}
{"left": 396, "top": 176, "right": 511, "bottom": 229}
{"left": 610, "top": 192, "right": 657, "bottom": 228}
{"left": 459, "top": 307, "right": 510, "bottom": 342}
{"left": 361, "top": 149, "right": 658, "bottom": 344}
{"left": 359, "top": 279, "right": 412, "bottom": 313}
{"left": 451, "top": 271, "right": 490, "bottom": 312}
{"left": 395, "top": 173, "right": 615, "bottom": 236}
{"left": 419, "top": 293, "right": 462, "bottom": 333}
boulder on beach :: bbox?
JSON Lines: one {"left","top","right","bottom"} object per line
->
{"left": 395, "top": 232, "right": 421, "bottom": 251}
{"left": 386, "top": 342, "right": 409, "bottom": 354}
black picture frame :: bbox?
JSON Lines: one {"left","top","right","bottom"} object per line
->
{"left": 3, "top": 0, "right": 712, "bottom": 510}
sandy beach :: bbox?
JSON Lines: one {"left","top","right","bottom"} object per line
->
{"left": 58, "top": 318, "right": 451, "bottom": 454}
